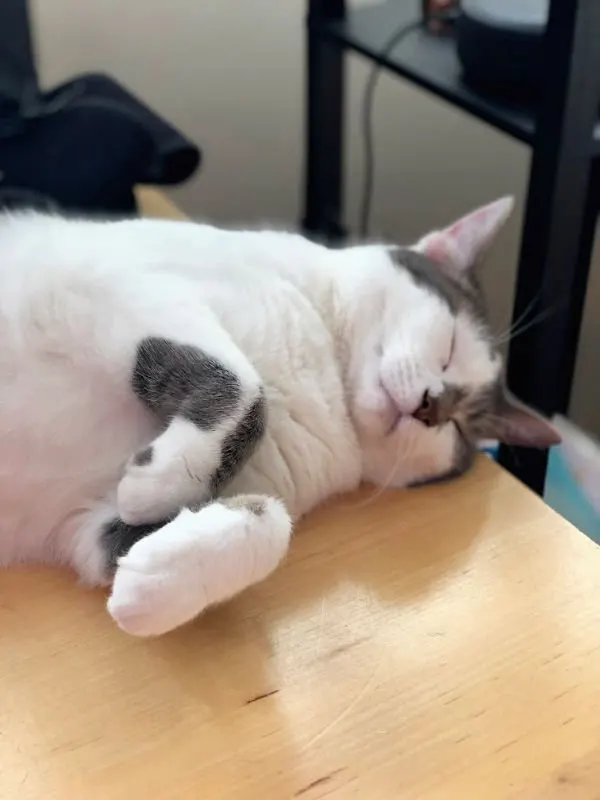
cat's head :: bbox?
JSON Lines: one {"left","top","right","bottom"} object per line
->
{"left": 342, "top": 197, "right": 560, "bottom": 487}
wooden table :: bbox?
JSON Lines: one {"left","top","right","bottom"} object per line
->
{"left": 2, "top": 192, "right": 600, "bottom": 799}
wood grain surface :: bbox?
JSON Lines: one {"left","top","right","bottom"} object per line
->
{"left": 2, "top": 455, "right": 600, "bottom": 799}
{"left": 135, "top": 186, "right": 188, "bottom": 220}
{"left": 1, "top": 192, "right": 599, "bottom": 799}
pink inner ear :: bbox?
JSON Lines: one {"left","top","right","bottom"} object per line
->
{"left": 417, "top": 231, "right": 464, "bottom": 272}
{"left": 416, "top": 218, "right": 481, "bottom": 274}
{"left": 415, "top": 197, "right": 514, "bottom": 276}
{"left": 420, "top": 233, "right": 452, "bottom": 265}
{"left": 448, "top": 207, "right": 487, "bottom": 235}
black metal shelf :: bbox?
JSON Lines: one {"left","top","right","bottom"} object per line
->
{"left": 312, "top": 0, "right": 600, "bottom": 155}
{"left": 304, "top": 0, "right": 600, "bottom": 493}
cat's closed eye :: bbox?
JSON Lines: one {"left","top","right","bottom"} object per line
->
{"left": 443, "top": 324, "right": 457, "bottom": 372}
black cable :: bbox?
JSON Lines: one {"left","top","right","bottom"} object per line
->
{"left": 359, "top": 12, "right": 458, "bottom": 239}
{"left": 359, "top": 19, "right": 422, "bottom": 239}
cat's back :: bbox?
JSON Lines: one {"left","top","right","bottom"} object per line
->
{"left": 0, "top": 213, "right": 182, "bottom": 318}
{"left": 0, "top": 214, "right": 131, "bottom": 339}
{"left": 0, "top": 212, "right": 322, "bottom": 305}
{"left": 0, "top": 213, "right": 167, "bottom": 433}
{"left": 0, "top": 212, "right": 333, "bottom": 363}
{"left": 0, "top": 213, "right": 220, "bottom": 435}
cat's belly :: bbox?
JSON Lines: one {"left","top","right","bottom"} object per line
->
{"left": 0, "top": 370, "right": 157, "bottom": 565}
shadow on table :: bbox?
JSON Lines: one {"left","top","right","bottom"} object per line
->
{"left": 155, "top": 457, "right": 496, "bottom": 656}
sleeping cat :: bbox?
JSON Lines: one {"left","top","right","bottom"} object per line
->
{"left": 0, "top": 196, "right": 558, "bottom": 636}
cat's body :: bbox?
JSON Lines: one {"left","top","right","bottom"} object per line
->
{"left": 0, "top": 199, "right": 558, "bottom": 636}
{"left": 0, "top": 218, "right": 358, "bottom": 547}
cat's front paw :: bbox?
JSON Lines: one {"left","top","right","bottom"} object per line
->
{"left": 107, "top": 509, "right": 212, "bottom": 636}
{"left": 107, "top": 497, "right": 292, "bottom": 636}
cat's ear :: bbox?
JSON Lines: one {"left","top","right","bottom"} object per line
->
{"left": 478, "top": 388, "right": 561, "bottom": 449}
{"left": 415, "top": 197, "right": 514, "bottom": 278}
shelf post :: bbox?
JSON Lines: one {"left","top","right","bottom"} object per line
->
{"left": 302, "top": 0, "right": 346, "bottom": 241}
{"left": 498, "top": 0, "right": 600, "bottom": 493}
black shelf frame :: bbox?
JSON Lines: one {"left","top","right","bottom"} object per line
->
{"left": 303, "top": 0, "right": 600, "bottom": 494}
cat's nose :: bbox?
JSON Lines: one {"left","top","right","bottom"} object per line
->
{"left": 413, "top": 391, "right": 437, "bottom": 427}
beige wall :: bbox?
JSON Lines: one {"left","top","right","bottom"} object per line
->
{"left": 33, "top": 0, "right": 600, "bottom": 432}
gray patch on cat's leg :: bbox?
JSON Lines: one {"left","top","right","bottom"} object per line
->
{"left": 132, "top": 337, "right": 241, "bottom": 424}
{"left": 210, "top": 393, "right": 266, "bottom": 496}
{"left": 107, "top": 495, "right": 293, "bottom": 637}
{"left": 222, "top": 494, "right": 267, "bottom": 516}
{"left": 133, "top": 446, "right": 153, "bottom": 466}
{"left": 121, "top": 336, "right": 265, "bottom": 525}
{"left": 101, "top": 517, "right": 166, "bottom": 573}
{"left": 129, "top": 336, "right": 244, "bottom": 470}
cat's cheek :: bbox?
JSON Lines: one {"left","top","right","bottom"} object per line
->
{"left": 359, "top": 427, "right": 408, "bottom": 487}
{"left": 387, "top": 416, "right": 430, "bottom": 461}
{"left": 360, "top": 417, "right": 448, "bottom": 489}
{"left": 352, "top": 383, "right": 397, "bottom": 437}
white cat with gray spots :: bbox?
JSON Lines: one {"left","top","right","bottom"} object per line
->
{"left": 0, "top": 198, "right": 558, "bottom": 636}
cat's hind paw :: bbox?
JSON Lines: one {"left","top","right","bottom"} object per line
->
{"left": 117, "top": 461, "right": 208, "bottom": 526}
{"left": 107, "top": 496, "right": 292, "bottom": 637}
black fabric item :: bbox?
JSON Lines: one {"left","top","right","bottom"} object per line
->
{"left": 0, "top": 0, "right": 37, "bottom": 103}
{"left": 0, "top": 73, "right": 201, "bottom": 215}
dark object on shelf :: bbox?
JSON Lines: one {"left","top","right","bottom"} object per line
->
{"left": 303, "top": 0, "right": 600, "bottom": 494}
{"left": 421, "top": 0, "right": 460, "bottom": 35}
{"left": 0, "top": 0, "right": 200, "bottom": 215}
{"left": 457, "top": 0, "right": 548, "bottom": 105}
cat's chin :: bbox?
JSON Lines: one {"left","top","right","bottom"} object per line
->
{"left": 353, "top": 407, "right": 396, "bottom": 439}
{"left": 353, "top": 400, "right": 421, "bottom": 440}
{"left": 386, "top": 411, "right": 418, "bottom": 437}
{"left": 360, "top": 414, "right": 435, "bottom": 488}
{"left": 390, "top": 414, "right": 425, "bottom": 436}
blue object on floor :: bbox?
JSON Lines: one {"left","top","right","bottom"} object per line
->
{"left": 482, "top": 444, "right": 600, "bottom": 542}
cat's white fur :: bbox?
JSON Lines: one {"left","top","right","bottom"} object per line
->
{"left": 0, "top": 199, "right": 512, "bottom": 636}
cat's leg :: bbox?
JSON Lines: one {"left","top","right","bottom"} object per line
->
{"left": 69, "top": 500, "right": 163, "bottom": 587}
{"left": 105, "top": 494, "right": 292, "bottom": 636}
{"left": 118, "top": 334, "right": 265, "bottom": 525}
{"left": 69, "top": 495, "right": 291, "bottom": 635}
